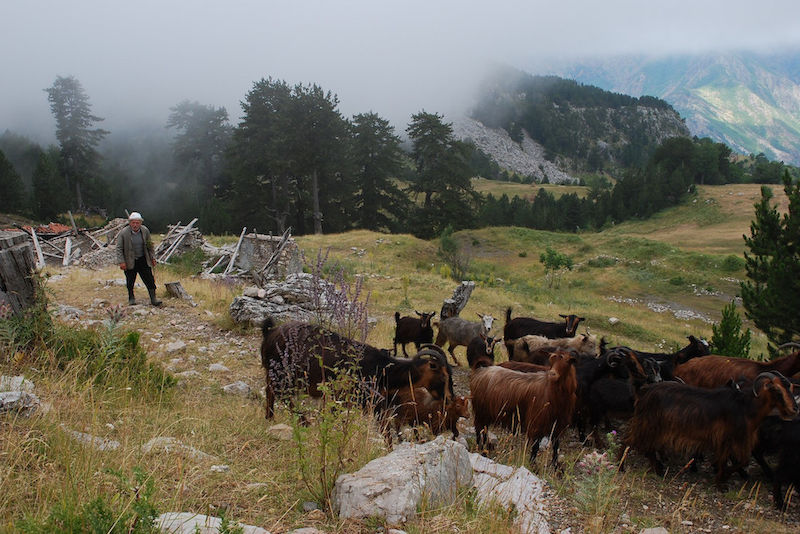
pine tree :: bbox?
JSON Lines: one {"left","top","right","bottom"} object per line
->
{"left": 0, "top": 149, "right": 26, "bottom": 214}
{"left": 45, "top": 75, "right": 109, "bottom": 209}
{"left": 711, "top": 301, "right": 752, "bottom": 358}
{"left": 741, "top": 171, "right": 800, "bottom": 349}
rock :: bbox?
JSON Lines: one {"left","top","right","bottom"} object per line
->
{"left": 210, "top": 465, "right": 230, "bottom": 473}
{"left": 243, "top": 286, "right": 261, "bottom": 298}
{"left": 469, "top": 453, "right": 550, "bottom": 534}
{"left": 166, "top": 341, "right": 187, "bottom": 353}
{"left": 608, "top": 317, "right": 620, "bottom": 325}
{"left": 332, "top": 436, "right": 472, "bottom": 525}
{"left": 302, "top": 501, "right": 320, "bottom": 512}
{"left": 288, "top": 528, "right": 324, "bottom": 534}
{"left": 156, "top": 512, "right": 270, "bottom": 534}
{"left": 61, "top": 426, "right": 121, "bottom": 451}
{"left": 208, "top": 363, "right": 230, "bottom": 373}
{"left": 222, "top": 381, "right": 251, "bottom": 396}
{"left": 388, "top": 530, "right": 408, "bottom": 534}
{"left": 142, "top": 437, "right": 219, "bottom": 462}
{"left": 0, "top": 391, "right": 40, "bottom": 416}
{"left": 640, "top": 529, "right": 668, "bottom": 534}
{"left": 55, "top": 304, "right": 83, "bottom": 319}
{"left": 0, "top": 375, "right": 34, "bottom": 393}
{"left": 267, "top": 423, "right": 294, "bottom": 441}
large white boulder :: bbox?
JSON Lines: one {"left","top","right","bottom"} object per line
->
{"left": 332, "top": 436, "right": 472, "bottom": 525}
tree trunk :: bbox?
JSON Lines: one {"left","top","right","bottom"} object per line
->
{"left": 312, "top": 169, "right": 322, "bottom": 235}
{"left": 0, "top": 231, "right": 38, "bottom": 315}
{"left": 440, "top": 281, "right": 475, "bottom": 320}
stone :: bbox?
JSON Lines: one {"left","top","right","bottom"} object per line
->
{"left": 0, "top": 375, "right": 34, "bottom": 393}
{"left": 640, "top": 529, "right": 668, "bottom": 534}
{"left": 222, "top": 381, "right": 251, "bottom": 396}
{"left": 142, "top": 437, "right": 219, "bottom": 462}
{"left": 332, "top": 436, "right": 472, "bottom": 525}
{"left": 55, "top": 304, "right": 83, "bottom": 319}
{"left": 243, "top": 286, "right": 261, "bottom": 298}
{"left": 210, "top": 465, "right": 230, "bottom": 473}
{"left": 166, "top": 341, "right": 187, "bottom": 353}
{"left": 0, "top": 391, "right": 40, "bottom": 416}
{"left": 267, "top": 423, "right": 294, "bottom": 441}
{"left": 608, "top": 317, "right": 620, "bottom": 325}
{"left": 469, "top": 453, "right": 550, "bottom": 534}
{"left": 288, "top": 528, "right": 324, "bottom": 534}
{"left": 208, "top": 363, "right": 230, "bottom": 373}
{"left": 61, "top": 426, "right": 121, "bottom": 451}
{"left": 156, "top": 512, "right": 270, "bottom": 534}
{"left": 302, "top": 501, "right": 319, "bottom": 512}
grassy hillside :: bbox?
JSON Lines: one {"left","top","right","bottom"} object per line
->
{"left": 2, "top": 183, "right": 796, "bottom": 533}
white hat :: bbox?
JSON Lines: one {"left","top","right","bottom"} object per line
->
{"left": 129, "top": 212, "right": 143, "bottom": 221}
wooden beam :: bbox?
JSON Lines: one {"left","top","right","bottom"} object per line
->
{"left": 67, "top": 210, "right": 79, "bottom": 235}
{"left": 62, "top": 237, "right": 72, "bottom": 266}
{"left": 223, "top": 227, "right": 247, "bottom": 275}
{"left": 157, "top": 218, "right": 197, "bottom": 263}
{"left": 30, "top": 228, "right": 45, "bottom": 269}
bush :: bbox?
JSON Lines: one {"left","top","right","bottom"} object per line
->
{"left": 711, "top": 300, "right": 752, "bottom": 358}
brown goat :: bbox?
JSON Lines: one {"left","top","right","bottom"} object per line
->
{"left": 470, "top": 349, "right": 578, "bottom": 465}
{"left": 510, "top": 333, "right": 599, "bottom": 362}
{"left": 387, "top": 387, "right": 470, "bottom": 439}
{"left": 260, "top": 319, "right": 452, "bottom": 418}
{"left": 623, "top": 372, "right": 798, "bottom": 484}
{"left": 498, "top": 360, "right": 551, "bottom": 373}
{"left": 675, "top": 351, "right": 800, "bottom": 389}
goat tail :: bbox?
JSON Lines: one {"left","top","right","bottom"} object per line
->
{"left": 261, "top": 316, "right": 276, "bottom": 338}
{"left": 394, "top": 311, "right": 400, "bottom": 324}
{"left": 506, "top": 307, "right": 513, "bottom": 324}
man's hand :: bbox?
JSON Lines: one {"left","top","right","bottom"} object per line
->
{"left": 151, "top": 258, "right": 156, "bottom": 267}
{"left": 119, "top": 262, "right": 127, "bottom": 271}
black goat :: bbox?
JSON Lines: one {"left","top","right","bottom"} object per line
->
{"left": 753, "top": 415, "right": 800, "bottom": 510}
{"left": 624, "top": 335, "right": 710, "bottom": 381}
{"left": 623, "top": 372, "right": 798, "bottom": 484}
{"left": 393, "top": 310, "right": 436, "bottom": 357}
{"left": 503, "top": 308, "right": 584, "bottom": 358}
{"left": 260, "top": 319, "right": 453, "bottom": 418}
{"left": 466, "top": 333, "right": 502, "bottom": 368}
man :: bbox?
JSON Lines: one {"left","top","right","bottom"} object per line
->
{"left": 116, "top": 212, "right": 162, "bottom": 306}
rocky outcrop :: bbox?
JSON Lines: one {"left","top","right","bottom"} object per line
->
{"left": 332, "top": 436, "right": 473, "bottom": 524}
{"left": 452, "top": 118, "right": 576, "bottom": 184}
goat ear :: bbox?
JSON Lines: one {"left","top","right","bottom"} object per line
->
{"left": 559, "top": 314, "right": 567, "bottom": 319}
{"left": 477, "top": 313, "right": 484, "bottom": 319}
{"left": 430, "top": 311, "right": 436, "bottom": 317}
{"left": 415, "top": 310, "right": 422, "bottom": 316}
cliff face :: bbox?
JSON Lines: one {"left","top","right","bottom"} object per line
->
{"left": 458, "top": 70, "right": 689, "bottom": 178}
{"left": 547, "top": 51, "right": 800, "bottom": 165}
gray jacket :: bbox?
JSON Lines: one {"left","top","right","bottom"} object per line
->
{"left": 116, "top": 225, "right": 155, "bottom": 269}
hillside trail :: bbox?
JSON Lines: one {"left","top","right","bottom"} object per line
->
{"left": 47, "top": 266, "right": 265, "bottom": 395}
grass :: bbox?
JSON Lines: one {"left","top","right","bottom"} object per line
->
{"left": 2, "top": 183, "right": 797, "bottom": 531}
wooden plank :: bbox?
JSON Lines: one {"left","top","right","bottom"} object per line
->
{"left": 223, "top": 227, "right": 247, "bottom": 275}
{"left": 205, "top": 254, "right": 227, "bottom": 274}
{"left": 30, "top": 228, "right": 45, "bottom": 270}
{"left": 62, "top": 237, "right": 72, "bottom": 266}
{"left": 158, "top": 218, "right": 198, "bottom": 263}
{"left": 67, "top": 210, "right": 79, "bottom": 235}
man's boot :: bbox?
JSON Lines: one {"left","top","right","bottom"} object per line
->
{"left": 128, "top": 289, "right": 136, "bottom": 306}
{"left": 148, "top": 287, "right": 162, "bottom": 307}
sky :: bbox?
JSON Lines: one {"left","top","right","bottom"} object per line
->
{"left": 3, "top": 0, "right": 800, "bottom": 143}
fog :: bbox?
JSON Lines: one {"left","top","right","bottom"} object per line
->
{"left": 3, "top": 0, "right": 800, "bottom": 143}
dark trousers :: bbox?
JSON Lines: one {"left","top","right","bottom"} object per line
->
{"left": 125, "top": 256, "right": 156, "bottom": 297}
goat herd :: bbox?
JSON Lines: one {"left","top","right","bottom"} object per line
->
{"left": 260, "top": 308, "right": 800, "bottom": 511}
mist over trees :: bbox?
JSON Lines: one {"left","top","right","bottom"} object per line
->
{"left": 1, "top": 72, "right": 798, "bottom": 240}
{"left": 45, "top": 75, "right": 109, "bottom": 209}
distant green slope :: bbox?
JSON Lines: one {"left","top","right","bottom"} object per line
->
{"left": 542, "top": 50, "right": 800, "bottom": 165}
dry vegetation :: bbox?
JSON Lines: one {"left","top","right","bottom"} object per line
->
{"left": 1, "top": 183, "right": 798, "bottom": 533}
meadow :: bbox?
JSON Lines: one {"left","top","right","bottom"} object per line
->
{"left": 1, "top": 182, "right": 797, "bottom": 533}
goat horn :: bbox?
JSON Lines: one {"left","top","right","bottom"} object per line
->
{"left": 770, "top": 370, "right": 794, "bottom": 391}
{"left": 778, "top": 342, "right": 800, "bottom": 350}
{"left": 753, "top": 372, "right": 776, "bottom": 397}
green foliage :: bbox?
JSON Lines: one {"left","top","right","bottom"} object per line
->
{"left": 17, "top": 467, "right": 158, "bottom": 534}
{"left": 540, "top": 247, "right": 573, "bottom": 288}
{"left": 437, "top": 225, "right": 472, "bottom": 281}
{"left": 0, "top": 279, "right": 174, "bottom": 394}
{"left": 741, "top": 173, "right": 800, "bottom": 348}
{"left": 0, "top": 149, "right": 27, "bottom": 214}
{"left": 165, "top": 247, "right": 207, "bottom": 276}
{"left": 406, "top": 111, "right": 478, "bottom": 238}
{"left": 711, "top": 301, "right": 752, "bottom": 358}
